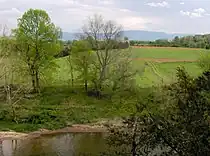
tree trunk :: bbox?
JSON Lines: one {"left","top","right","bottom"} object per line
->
{"left": 31, "top": 70, "right": 36, "bottom": 93}
{"left": 71, "top": 71, "right": 74, "bottom": 88}
{"left": 131, "top": 119, "right": 138, "bottom": 156}
{"left": 97, "top": 65, "right": 106, "bottom": 92}
{"left": 84, "top": 79, "right": 88, "bottom": 92}
{"left": 35, "top": 70, "right": 40, "bottom": 93}
{"left": 84, "top": 61, "right": 88, "bottom": 92}
{"left": 30, "top": 68, "right": 39, "bottom": 93}
{"left": 69, "top": 58, "right": 74, "bottom": 88}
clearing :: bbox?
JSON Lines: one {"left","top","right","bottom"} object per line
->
{"left": 130, "top": 47, "right": 206, "bottom": 87}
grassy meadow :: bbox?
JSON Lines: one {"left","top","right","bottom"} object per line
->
{"left": 53, "top": 47, "right": 205, "bottom": 87}
{"left": 131, "top": 47, "right": 206, "bottom": 60}
{"left": 0, "top": 46, "right": 207, "bottom": 132}
{"left": 131, "top": 47, "right": 205, "bottom": 87}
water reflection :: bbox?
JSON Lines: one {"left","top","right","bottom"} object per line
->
{"left": 1, "top": 140, "right": 18, "bottom": 156}
{"left": 1, "top": 133, "right": 106, "bottom": 156}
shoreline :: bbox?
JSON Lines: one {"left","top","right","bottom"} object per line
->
{"left": 0, "top": 118, "right": 123, "bottom": 140}
{"left": 0, "top": 124, "right": 108, "bottom": 141}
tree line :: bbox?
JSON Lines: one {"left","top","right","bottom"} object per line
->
{"left": 0, "top": 9, "right": 134, "bottom": 96}
{"left": 130, "top": 34, "right": 210, "bottom": 49}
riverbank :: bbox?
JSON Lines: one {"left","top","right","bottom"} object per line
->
{"left": 0, "top": 124, "right": 107, "bottom": 141}
{"left": 0, "top": 132, "right": 28, "bottom": 140}
{"left": 0, "top": 118, "right": 124, "bottom": 140}
{"left": 0, "top": 85, "right": 140, "bottom": 132}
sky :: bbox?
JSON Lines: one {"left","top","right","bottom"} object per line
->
{"left": 0, "top": 0, "right": 209, "bottom": 34}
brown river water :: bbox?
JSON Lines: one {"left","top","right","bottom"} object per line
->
{"left": 0, "top": 133, "right": 107, "bottom": 156}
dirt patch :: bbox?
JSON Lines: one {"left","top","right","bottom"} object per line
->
{"left": 41, "top": 125, "right": 106, "bottom": 135}
{"left": 0, "top": 119, "right": 123, "bottom": 141}
{"left": 0, "top": 132, "right": 28, "bottom": 140}
{"left": 132, "top": 46, "right": 202, "bottom": 50}
{"left": 0, "top": 124, "right": 107, "bottom": 141}
{"left": 28, "top": 125, "right": 107, "bottom": 137}
{"left": 132, "top": 58, "right": 197, "bottom": 63}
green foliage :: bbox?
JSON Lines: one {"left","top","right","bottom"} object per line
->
{"left": 0, "top": 12, "right": 208, "bottom": 150}
{"left": 130, "top": 34, "right": 210, "bottom": 49}
{"left": 108, "top": 50, "right": 137, "bottom": 93}
{"left": 71, "top": 40, "right": 92, "bottom": 53}
{"left": 154, "top": 68, "right": 210, "bottom": 155}
{"left": 0, "top": 86, "right": 145, "bottom": 132}
{"left": 107, "top": 68, "right": 210, "bottom": 155}
{"left": 14, "top": 9, "right": 61, "bottom": 58}
{"left": 198, "top": 53, "right": 210, "bottom": 71}
{"left": 0, "top": 37, "right": 15, "bottom": 57}
{"left": 81, "top": 14, "right": 133, "bottom": 94}
{"left": 70, "top": 40, "right": 96, "bottom": 91}
{"left": 13, "top": 8, "right": 62, "bottom": 92}
{"left": 124, "top": 36, "right": 129, "bottom": 41}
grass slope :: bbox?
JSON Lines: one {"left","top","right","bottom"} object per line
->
{"left": 0, "top": 85, "right": 140, "bottom": 132}
{"left": 132, "top": 47, "right": 204, "bottom": 87}
{"left": 132, "top": 47, "right": 207, "bottom": 60}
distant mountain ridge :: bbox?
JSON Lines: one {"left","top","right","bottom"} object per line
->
{"left": 122, "top": 30, "right": 190, "bottom": 41}
{"left": 62, "top": 30, "right": 191, "bottom": 41}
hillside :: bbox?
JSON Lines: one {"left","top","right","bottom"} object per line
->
{"left": 123, "top": 30, "right": 189, "bottom": 41}
{"left": 62, "top": 30, "right": 189, "bottom": 41}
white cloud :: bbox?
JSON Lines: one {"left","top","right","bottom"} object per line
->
{"left": 180, "top": 10, "right": 190, "bottom": 16}
{"left": 194, "top": 8, "right": 205, "bottom": 14}
{"left": 116, "top": 16, "right": 161, "bottom": 30}
{"left": 180, "top": 8, "right": 207, "bottom": 18}
{"left": 119, "top": 9, "right": 130, "bottom": 13}
{"left": 62, "top": 4, "right": 159, "bottom": 31}
{"left": 0, "top": 8, "right": 21, "bottom": 14}
{"left": 180, "top": 2, "right": 184, "bottom": 5}
{"left": 99, "top": 0, "right": 113, "bottom": 5}
{"left": 0, "top": 0, "right": 160, "bottom": 32}
{"left": 146, "top": 1, "right": 169, "bottom": 8}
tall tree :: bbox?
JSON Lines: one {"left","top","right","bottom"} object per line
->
{"left": 13, "top": 9, "right": 61, "bottom": 93}
{"left": 82, "top": 14, "right": 123, "bottom": 93}
{"left": 71, "top": 40, "right": 95, "bottom": 92}
{"left": 124, "top": 36, "right": 129, "bottom": 41}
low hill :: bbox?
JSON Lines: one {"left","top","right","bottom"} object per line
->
{"left": 122, "top": 30, "right": 189, "bottom": 41}
{"left": 62, "top": 30, "right": 189, "bottom": 41}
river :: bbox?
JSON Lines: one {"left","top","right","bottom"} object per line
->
{"left": 0, "top": 133, "right": 108, "bottom": 156}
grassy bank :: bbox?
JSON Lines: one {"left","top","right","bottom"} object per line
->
{"left": 0, "top": 85, "right": 148, "bottom": 132}
{"left": 0, "top": 47, "right": 205, "bottom": 132}
{"left": 131, "top": 47, "right": 206, "bottom": 60}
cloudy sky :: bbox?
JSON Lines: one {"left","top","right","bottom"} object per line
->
{"left": 0, "top": 0, "right": 209, "bottom": 34}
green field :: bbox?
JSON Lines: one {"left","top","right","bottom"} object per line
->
{"left": 134, "top": 62, "right": 202, "bottom": 86}
{"left": 131, "top": 47, "right": 206, "bottom": 87}
{"left": 49, "top": 47, "right": 205, "bottom": 88}
{"left": 50, "top": 47, "right": 205, "bottom": 88}
{"left": 131, "top": 47, "right": 207, "bottom": 60}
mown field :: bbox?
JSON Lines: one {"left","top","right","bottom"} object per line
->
{"left": 53, "top": 47, "right": 206, "bottom": 87}
{"left": 131, "top": 47, "right": 207, "bottom": 87}
{"left": 131, "top": 46, "right": 206, "bottom": 60}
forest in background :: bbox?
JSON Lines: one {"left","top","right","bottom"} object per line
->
{"left": 129, "top": 34, "right": 210, "bottom": 49}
